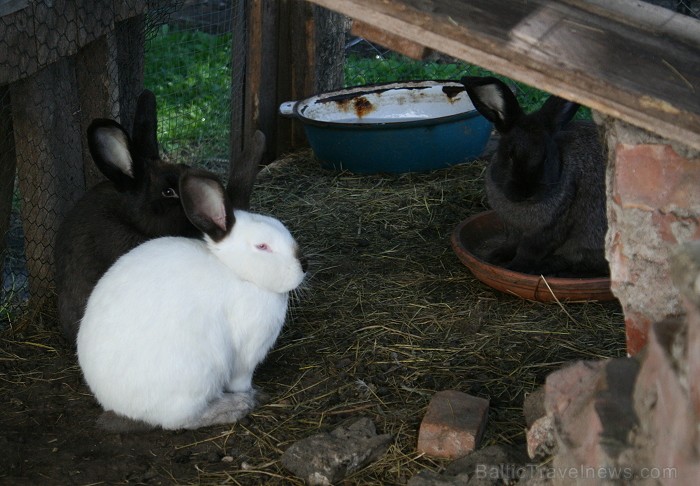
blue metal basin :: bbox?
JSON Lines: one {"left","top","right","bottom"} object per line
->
{"left": 279, "top": 81, "right": 492, "bottom": 174}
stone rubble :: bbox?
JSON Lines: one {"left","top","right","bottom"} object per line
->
{"left": 280, "top": 417, "right": 392, "bottom": 485}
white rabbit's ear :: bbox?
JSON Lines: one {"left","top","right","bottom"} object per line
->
{"left": 180, "top": 170, "right": 233, "bottom": 241}
{"left": 461, "top": 76, "right": 522, "bottom": 133}
{"left": 88, "top": 120, "right": 141, "bottom": 191}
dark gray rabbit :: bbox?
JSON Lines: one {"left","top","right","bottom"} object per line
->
{"left": 460, "top": 76, "right": 608, "bottom": 277}
{"left": 55, "top": 90, "right": 266, "bottom": 342}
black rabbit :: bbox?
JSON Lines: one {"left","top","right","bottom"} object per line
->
{"left": 54, "top": 90, "right": 266, "bottom": 342}
{"left": 460, "top": 76, "right": 608, "bottom": 277}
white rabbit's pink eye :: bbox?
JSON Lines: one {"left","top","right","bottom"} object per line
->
{"left": 162, "top": 188, "right": 178, "bottom": 198}
{"left": 255, "top": 243, "right": 271, "bottom": 252}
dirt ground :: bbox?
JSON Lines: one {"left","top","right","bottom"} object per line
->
{"left": 0, "top": 153, "right": 626, "bottom": 485}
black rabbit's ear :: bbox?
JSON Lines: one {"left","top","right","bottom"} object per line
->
{"left": 538, "top": 96, "right": 580, "bottom": 133}
{"left": 180, "top": 170, "right": 234, "bottom": 242}
{"left": 460, "top": 76, "right": 522, "bottom": 133}
{"left": 131, "top": 90, "right": 160, "bottom": 160}
{"left": 88, "top": 119, "right": 143, "bottom": 191}
{"left": 226, "top": 130, "right": 266, "bottom": 210}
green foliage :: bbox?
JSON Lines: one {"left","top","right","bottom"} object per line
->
{"left": 345, "top": 52, "right": 591, "bottom": 119}
{"left": 144, "top": 30, "right": 590, "bottom": 162}
{"left": 144, "top": 25, "right": 232, "bottom": 161}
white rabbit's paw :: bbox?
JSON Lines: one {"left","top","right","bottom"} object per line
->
{"left": 184, "top": 392, "right": 258, "bottom": 430}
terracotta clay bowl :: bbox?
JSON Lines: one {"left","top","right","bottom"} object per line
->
{"left": 451, "top": 210, "right": 615, "bottom": 302}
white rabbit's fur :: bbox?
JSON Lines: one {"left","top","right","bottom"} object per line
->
{"left": 77, "top": 204, "right": 305, "bottom": 431}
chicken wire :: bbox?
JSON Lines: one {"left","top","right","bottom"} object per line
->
{"left": 0, "top": 0, "right": 242, "bottom": 318}
{"left": 0, "top": 0, "right": 698, "bottom": 318}
{"left": 647, "top": 0, "right": 699, "bottom": 16}
{"left": 343, "top": 0, "right": 699, "bottom": 90}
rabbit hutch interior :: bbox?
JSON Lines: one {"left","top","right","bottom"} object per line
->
{"left": 1, "top": 0, "right": 700, "bottom": 484}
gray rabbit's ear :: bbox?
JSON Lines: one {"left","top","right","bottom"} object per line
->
{"left": 180, "top": 170, "right": 233, "bottom": 241}
{"left": 131, "top": 90, "right": 160, "bottom": 160}
{"left": 538, "top": 96, "right": 580, "bottom": 132}
{"left": 460, "top": 76, "right": 522, "bottom": 133}
{"left": 88, "top": 119, "right": 142, "bottom": 192}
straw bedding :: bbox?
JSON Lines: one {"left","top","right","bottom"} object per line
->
{"left": 0, "top": 151, "right": 625, "bottom": 484}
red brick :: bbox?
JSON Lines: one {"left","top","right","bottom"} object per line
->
{"left": 625, "top": 312, "right": 654, "bottom": 356}
{"left": 417, "top": 390, "right": 489, "bottom": 460}
{"left": 526, "top": 414, "right": 556, "bottom": 460}
{"left": 544, "top": 360, "right": 606, "bottom": 416}
{"left": 651, "top": 212, "right": 700, "bottom": 245}
{"left": 634, "top": 319, "right": 694, "bottom": 472}
{"left": 612, "top": 144, "right": 700, "bottom": 212}
{"left": 687, "top": 295, "right": 700, "bottom": 418}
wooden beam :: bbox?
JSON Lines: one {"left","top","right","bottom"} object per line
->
{"left": 0, "top": 0, "right": 27, "bottom": 17}
{"left": 351, "top": 20, "right": 430, "bottom": 60}
{"left": 0, "top": 0, "right": 146, "bottom": 85}
{"left": 305, "top": 0, "right": 700, "bottom": 151}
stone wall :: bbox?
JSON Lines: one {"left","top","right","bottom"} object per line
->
{"left": 598, "top": 115, "right": 700, "bottom": 355}
{"left": 528, "top": 242, "right": 700, "bottom": 485}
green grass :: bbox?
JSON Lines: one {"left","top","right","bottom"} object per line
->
{"left": 144, "top": 29, "right": 590, "bottom": 163}
{"left": 144, "top": 25, "right": 233, "bottom": 161}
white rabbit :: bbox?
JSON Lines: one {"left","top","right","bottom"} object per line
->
{"left": 77, "top": 169, "right": 307, "bottom": 431}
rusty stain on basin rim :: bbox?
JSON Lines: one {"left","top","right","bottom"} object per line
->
{"left": 279, "top": 80, "right": 493, "bottom": 173}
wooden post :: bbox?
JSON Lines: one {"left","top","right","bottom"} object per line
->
{"left": 275, "top": 1, "right": 347, "bottom": 154}
{"left": 9, "top": 59, "right": 85, "bottom": 299}
{"left": 239, "top": 1, "right": 345, "bottom": 161}
{"left": 230, "top": 0, "right": 247, "bottom": 163}
{"left": 115, "top": 15, "right": 146, "bottom": 134}
{"left": 0, "top": 86, "right": 17, "bottom": 284}
{"left": 75, "top": 34, "right": 120, "bottom": 189}
{"left": 243, "top": 0, "right": 280, "bottom": 164}
{"left": 275, "top": 0, "right": 313, "bottom": 151}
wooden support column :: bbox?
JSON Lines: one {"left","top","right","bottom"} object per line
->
{"left": 275, "top": 0, "right": 346, "bottom": 153}
{"left": 9, "top": 59, "right": 85, "bottom": 298}
{"left": 0, "top": 87, "right": 17, "bottom": 282}
{"left": 115, "top": 15, "right": 146, "bottom": 134}
{"left": 75, "top": 34, "right": 120, "bottom": 189}
{"left": 275, "top": 0, "right": 312, "bottom": 151}
{"left": 230, "top": 0, "right": 247, "bottom": 163}
{"left": 243, "top": 0, "right": 280, "bottom": 164}
{"left": 239, "top": 0, "right": 346, "bottom": 160}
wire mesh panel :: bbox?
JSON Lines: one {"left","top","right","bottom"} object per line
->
{"left": 145, "top": 0, "right": 239, "bottom": 173}
{"left": 342, "top": 0, "right": 698, "bottom": 91}
{"left": 340, "top": 27, "right": 562, "bottom": 113}
{"left": 0, "top": 0, "right": 697, "bottom": 320}
{"left": 645, "top": 0, "right": 699, "bottom": 16}
{"left": 343, "top": 36, "right": 485, "bottom": 87}
{"left": 0, "top": 0, "right": 244, "bottom": 322}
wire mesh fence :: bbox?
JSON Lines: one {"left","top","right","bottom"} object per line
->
{"left": 0, "top": 0, "right": 698, "bottom": 323}
{"left": 0, "top": 0, "right": 241, "bottom": 323}
{"left": 647, "top": 0, "right": 699, "bottom": 15}
{"left": 145, "top": 0, "right": 237, "bottom": 169}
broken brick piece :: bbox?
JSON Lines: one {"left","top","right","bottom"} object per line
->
{"left": 417, "top": 390, "right": 489, "bottom": 460}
